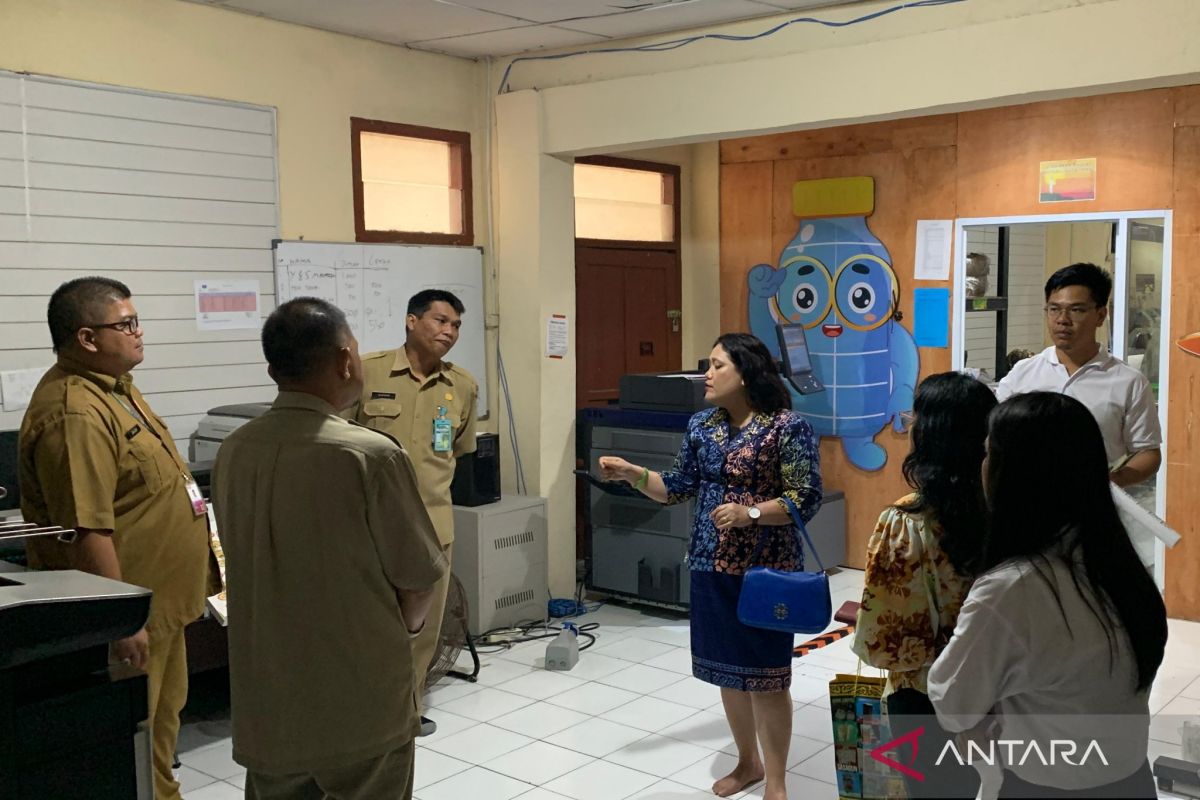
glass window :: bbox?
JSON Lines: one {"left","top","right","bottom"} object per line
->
{"left": 351, "top": 118, "right": 472, "bottom": 245}
{"left": 574, "top": 162, "right": 675, "bottom": 242}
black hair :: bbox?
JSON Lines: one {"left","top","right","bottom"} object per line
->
{"left": 984, "top": 392, "right": 1166, "bottom": 691}
{"left": 46, "top": 277, "right": 132, "bottom": 353}
{"left": 713, "top": 332, "right": 791, "bottom": 414}
{"left": 1044, "top": 262, "right": 1113, "bottom": 307}
{"left": 897, "top": 372, "right": 997, "bottom": 577}
{"left": 261, "top": 298, "right": 351, "bottom": 382}
{"left": 407, "top": 289, "right": 465, "bottom": 318}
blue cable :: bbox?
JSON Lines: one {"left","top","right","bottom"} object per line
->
{"left": 498, "top": 0, "right": 968, "bottom": 94}
{"left": 548, "top": 598, "right": 604, "bottom": 618}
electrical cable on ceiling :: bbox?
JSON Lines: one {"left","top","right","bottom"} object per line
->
{"left": 498, "top": 0, "right": 968, "bottom": 94}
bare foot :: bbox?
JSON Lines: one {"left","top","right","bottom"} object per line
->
{"left": 712, "top": 762, "right": 764, "bottom": 797}
{"left": 763, "top": 782, "right": 787, "bottom": 800}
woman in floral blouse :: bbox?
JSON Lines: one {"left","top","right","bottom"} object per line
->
{"left": 600, "top": 332, "right": 821, "bottom": 800}
{"left": 851, "top": 371, "right": 996, "bottom": 799}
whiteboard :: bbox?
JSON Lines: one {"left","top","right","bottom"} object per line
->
{"left": 273, "top": 241, "right": 487, "bottom": 415}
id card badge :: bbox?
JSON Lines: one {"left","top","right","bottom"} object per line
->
{"left": 433, "top": 406, "right": 453, "bottom": 453}
{"left": 185, "top": 478, "right": 207, "bottom": 518}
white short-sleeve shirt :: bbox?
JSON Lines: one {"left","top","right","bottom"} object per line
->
{"left": 995, "top": 346, "right": 1161, "bottom": 465}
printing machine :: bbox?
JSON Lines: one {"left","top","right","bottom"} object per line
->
{"left": 189, "top": 402, "right": 272, "bottom": 463}
{"left": 0, "top": 565, "right": 153, "bottom": 799}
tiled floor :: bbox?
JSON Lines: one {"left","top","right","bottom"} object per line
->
{"left": 178, "top": 568, "right": 1200, "bottom": 799}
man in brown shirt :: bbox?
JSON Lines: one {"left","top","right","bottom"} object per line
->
{"left": 213, "top": 298, "right": 445, "bottom": 799}
{"left": 355, "top": 289, "right": 477, "bottom": 735}
{"left": 19, "top": 277, "right": 212, "bottom": 800}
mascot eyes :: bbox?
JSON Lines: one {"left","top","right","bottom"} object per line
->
{"left": 848, "top": 282, "right": 875, "bottom": 313}
{"left": 795, "top": 284, "right": 817, "bottom": 311}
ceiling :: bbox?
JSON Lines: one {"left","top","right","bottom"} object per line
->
{"left": 182, "top": 0, "right": 870, "bottom": 59}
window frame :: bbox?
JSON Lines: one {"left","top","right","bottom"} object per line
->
{"left": 574, "top": 155, "right": 681, "bottom": 251}
{"left": 350, "top": 116, "right": 473, "bottom": 246}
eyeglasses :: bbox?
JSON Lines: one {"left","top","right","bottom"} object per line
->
{"left": 1043, "top": 304, "right": 1097, "bottom": 319}
{"left": 86, "top": 316, "right": 141, "bottom": 335}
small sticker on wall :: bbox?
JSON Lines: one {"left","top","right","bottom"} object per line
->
{"left": 546, "top": 314, "right": 568, "bottom": 359}
{"left": 1039, "top": 158, "right": 1097, "bottom": 203}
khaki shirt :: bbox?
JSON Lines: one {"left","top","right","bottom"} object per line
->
{"left": 355, "top": 347, "right": 478, "bottom": 546}
{"left": 19, "top": 356, "right": 211, "bottom": 630}
{"left": 212, "top": 391, "right": 446, "bottom": 774}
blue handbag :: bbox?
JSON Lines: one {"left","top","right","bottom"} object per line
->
{"left": 736, "top": 497, "right": 833, "bottom": 634}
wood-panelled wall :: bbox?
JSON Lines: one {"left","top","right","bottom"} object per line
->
{"left": 719, "top": 87, "right": 1200, "bottom": 620}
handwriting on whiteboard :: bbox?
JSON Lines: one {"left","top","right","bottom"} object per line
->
{"left": 277, "top": 258, "right": 400, "bottom": 351}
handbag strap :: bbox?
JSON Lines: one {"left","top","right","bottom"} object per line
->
{"left": 747, "top": 497, "right": 827, "bottom": 573}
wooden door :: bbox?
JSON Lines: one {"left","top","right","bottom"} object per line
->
{"left": 576, "top": 244, "right": 682, "bottom": 406}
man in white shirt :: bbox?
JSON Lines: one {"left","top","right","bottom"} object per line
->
{"left": 996, "top": 263, "right": 1161, "bottom": 487}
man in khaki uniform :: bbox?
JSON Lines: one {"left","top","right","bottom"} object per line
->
{"left": 355, "top": 289, "right": 477, "bottom": 735}
{"left": 19, "top": 277, "right": 212, "bottom": 800}
{"left": 213, "top": 298, "right": 445, "bottom": 800}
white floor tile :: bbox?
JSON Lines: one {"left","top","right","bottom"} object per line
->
{"left": 226, "top": 773, "right": 246, "bottom": 790}
{"left": 791, "top": 704, "right": 833, "bottom": 743}
{"left": 1177, "top": 673, "right": 1200, "bottom": 701}
{"left": 741, "top": 771, "right": 838, "bottom": 799}
{"left": 592, "top": 637, "right": 678, "bottom": 664}
{"left": 436, "top": 686, "right": 535, "bottom": 722}
{"left": 483, "top": 740, "right": 596, "bottom": 785}
{"left": 424, "top": 679, "right": 486, "bottom": 707}
{"left": 414, "top": 749, "right": 472, "bottom": 790}
{"left": 513, "top": 788, "right": 578, "bottom": 800}
{"left": 598, "top": 663, "right": 687, "bottom": 695}
{"left": 601, "top": 695, "right": 700, "bottom": 733}
{"left": 176, "top": 765, "right": 217, "bottom": 793}
{"left": 414, "top": 709, "right": 475, "bottom": 745}
{"left": 497, "top": 641, "right": 549, "bottom": 668}
{"left": 649, "top": 676, "right": 721, "bottom": 710}
{"left": 627, "top": 624, "right": 692, "bottom": 648}
{"left": 606, "top": 733, "right": 712, "bottom": 776}
{"left": 543, "top": 758, "right": 659, "bottom": 800}
{"left": 642, "top": 647, "right": 695, "bottom": 675}
{"left": 789, "top": 673, "right": 831, "bottom": 705}
{"left": 547, "top": 681, "right": 642, "bottom": 715}
{"left": 419, "top": 766, "right": 534, "bottom": 800}
{"left": 1151, "top": 695, "right": 1200, "bottom": 745}
{"left": 423, "top": 722, "right": 534, "bottom": 764}
{"left": 789, "top": 744, "right": 836, "bottom": 784}
{"left": 568, "top": 650, "right": 637, "bottom": 681}
{"left": 785, "top": 734, "right": 828, "bottom": 769}
{"left": 665, "top": 750, "right": 747, "bottom": 794}
{"left": 491, "top": 701, "right": 593, "bottom": 740}
{"left": 657, "top": 709, "right": 734, "bottom": 751}
{"left": 474, "top": 657, "right": 537, "bottom": 687}
{"left": 186, "top": 783, "right": 244, "bottom": 800}
{"left": 181, "top": 739, "right": 245, "bottom": 781}
{"left": 624, "top": 779, "right": 719, "bottom": 799}
{"left": 545, "top": 717, "right": 651, "bottom": 758}
{"left": 498, "top": 668, "right": 589, "bottom": 699}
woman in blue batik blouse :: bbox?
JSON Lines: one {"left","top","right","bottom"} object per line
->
{"left": 600, "top": 332, "right": 822, "bottom": 800}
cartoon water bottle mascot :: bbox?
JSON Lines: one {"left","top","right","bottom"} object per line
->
{"left": 747, "top": 176, "right": 918, "bottom": 471}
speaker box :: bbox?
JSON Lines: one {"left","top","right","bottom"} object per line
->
{"left": 450, "top": 433, "right": 500, "bottom": 507}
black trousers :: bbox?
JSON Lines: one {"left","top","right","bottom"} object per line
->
{"left": 885, "top": 688, "right": 982, "bottom": 800}
{"left": 999, "top": 760, "right": 1155, "bottom": 799}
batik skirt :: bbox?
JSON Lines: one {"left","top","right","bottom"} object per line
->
{"left": 689, "top": 569, "right": 793, "bottom": 693}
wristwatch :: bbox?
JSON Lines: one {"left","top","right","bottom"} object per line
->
{"left": 747, "top": 505, "right": 762, "bottom": 523}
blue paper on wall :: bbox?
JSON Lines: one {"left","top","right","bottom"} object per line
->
{"left": 913, "top": 288, "right": 950, "bottom": 348}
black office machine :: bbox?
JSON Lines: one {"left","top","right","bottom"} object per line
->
{"left": 0, "top": 567, "right": 153, "bottom": 799}
{"left": 451, "top": 432, "right": 501, "bottom": 507}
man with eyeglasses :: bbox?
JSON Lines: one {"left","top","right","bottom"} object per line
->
{"left": 996, "top": 262, "right": 1162, "bottom": 487}
{"left": 18, "top": 277, "right": 214, "bottom": 799}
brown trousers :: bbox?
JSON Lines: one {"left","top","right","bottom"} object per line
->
{"left": 409, "top": 544, "right": 453, "bottom": 706}
{"left": 245, "top": 740, "right": 416, "bottom": 800}
{"left": 143, "top": 623, "right": 189, "bottom": 800}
